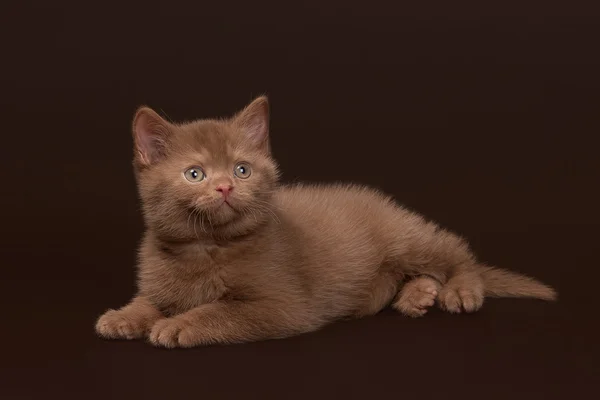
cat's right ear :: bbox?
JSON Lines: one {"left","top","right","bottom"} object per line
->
{"left": 132, "top": 107, "right": 173, "bottom": 166}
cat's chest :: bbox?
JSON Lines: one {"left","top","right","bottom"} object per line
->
{"left": 146, "top": 244, "right": 231, "bottom": 315}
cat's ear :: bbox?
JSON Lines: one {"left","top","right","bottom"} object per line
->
{"left": 234, "top": 96, "right": 270, "bottom": 152}
{"left": 132, "top": 107, "right": 173, "bottom": 166}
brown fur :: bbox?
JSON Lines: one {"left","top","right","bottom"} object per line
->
{"left": 95, "top": 96, "right": 557, "bottom": 348}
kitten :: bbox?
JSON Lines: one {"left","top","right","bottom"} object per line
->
{"left": 95, "top": 96, "right": 557, "bottom": 348}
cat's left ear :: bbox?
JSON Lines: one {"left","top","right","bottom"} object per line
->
{"left": 234, "top": 96, "right": 270, "bottom": 153}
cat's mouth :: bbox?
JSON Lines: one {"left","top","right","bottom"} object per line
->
{"left": 188, "top": 197, "right": 238, "bottom": 218}
{"left": 220, "top": 200, "right": 233, "bottom": 208}
{"left": 213, "top": 196, "right": 231, "bottom": 207}
{"left": 215, "top": 198, "right": 238, "bottom": 212}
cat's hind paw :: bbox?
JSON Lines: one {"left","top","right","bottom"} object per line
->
{"left": 437, "top": 286, "right": 484, "bottom": 313}
{"left": 393, "top": 276, "right": 441, "bottom": 317}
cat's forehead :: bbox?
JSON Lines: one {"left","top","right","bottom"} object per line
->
{"left": 171, "top": 119, "right": 244, "bottom": 162}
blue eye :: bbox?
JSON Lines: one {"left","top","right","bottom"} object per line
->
{"left": 234, "top": 163, "right": 251, "bottom": 179}
{"left": 184, "top": 167, "right": 205, "bottom": 182}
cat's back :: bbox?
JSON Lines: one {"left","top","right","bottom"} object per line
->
{"left": 275, "top": 183, "right": 397, "bottom": 233}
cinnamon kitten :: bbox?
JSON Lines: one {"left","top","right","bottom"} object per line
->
{"left": 95, "top": 96, "right": 557, "bottom": 348}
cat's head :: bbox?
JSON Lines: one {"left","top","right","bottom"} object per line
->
{"left": 131, "top": 96, "right": 279, "bottom": 240}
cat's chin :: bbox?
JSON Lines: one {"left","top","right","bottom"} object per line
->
{"left": 213, "top": 205, "right": 237, "bottom": 222}
{"left": 199, "top": 201, "right": 240, "bottom": 226}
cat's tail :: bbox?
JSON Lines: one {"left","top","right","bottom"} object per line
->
{"left": 478, "top": 265, "right": 557, "bottom": 301}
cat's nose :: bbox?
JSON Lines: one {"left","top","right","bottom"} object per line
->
{"left": 215, "top": 184, "right": 233, "bottom": 198}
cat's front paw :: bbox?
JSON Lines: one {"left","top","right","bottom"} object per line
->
{"left": 149, "top": 317, "right": 201, "bottom": 348}
{"left": 95, "top": 309, "right": 148, "bottom": 340}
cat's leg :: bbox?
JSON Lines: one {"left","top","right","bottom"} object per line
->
{"left": 148, "top": 301, "right": 313, "bottom": 348}
{"left": 437, "top": 266, "right": 485, "bottom": 313}
{"left": 96, "top": 296, "right": 163, "bottom": 339}
{"left": 389, "top": 212, "right": 485, "bottom": 314}
{"left": 392, "top": 276, "right": 441, "bottom": 317}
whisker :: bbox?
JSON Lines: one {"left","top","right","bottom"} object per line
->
{"left": 242, "top": 201, "right": 281, "bottom": 225}
{"left": 198, "top": 211, "right": 207, "bottom": 234}
{"left": 206, "top": 212, "right": 214, "bottom": 230}
{"left": 253, "top": 201, "right": 281, "bottom": 224}
{"left": 186, "top": 210, "right": 194, "bottom": 232}
{"left": 192, "top": 209, "right": 200, "bottom": 240}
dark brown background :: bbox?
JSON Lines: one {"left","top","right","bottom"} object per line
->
{"left": 1, "top": 1, "right": 599, "bottom": 399}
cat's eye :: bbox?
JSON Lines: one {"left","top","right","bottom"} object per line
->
{"left": 184, "top": 167, "right": 205, "bottom": 183}
{"left": 234, "top": 163, "right": 252, "bottom": 179}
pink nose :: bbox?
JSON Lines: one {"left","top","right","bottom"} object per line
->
{"left": 215, "top": 184, "right": 233, "bottom": 198}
